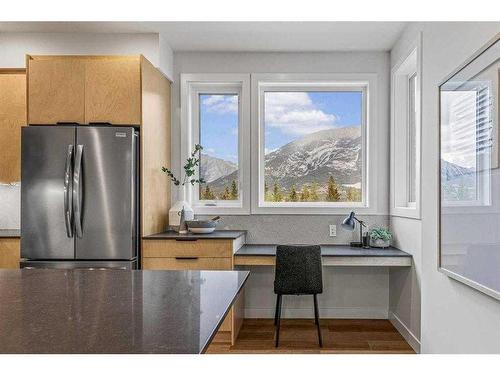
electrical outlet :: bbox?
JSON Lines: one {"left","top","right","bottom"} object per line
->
{"left": 329, "top": 224, "right": 337, "bottom": 237}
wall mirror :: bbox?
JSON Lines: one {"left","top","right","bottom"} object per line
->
{"left": 439, "top": 34, "right": 500, "bottom": 301}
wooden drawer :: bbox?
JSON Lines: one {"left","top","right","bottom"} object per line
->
{"left": 142, "top": 239, "right": 233, "bottom": 258}
{"left": 142, "top": 257, "right": 232, "bottom": 270}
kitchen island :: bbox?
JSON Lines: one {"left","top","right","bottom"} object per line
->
{"left": 0, "top": 269, "right": 249, "bottom": 354}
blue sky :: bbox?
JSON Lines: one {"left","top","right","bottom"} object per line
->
{"left": 200, "top": 91, "right": 362, "bottom": 163}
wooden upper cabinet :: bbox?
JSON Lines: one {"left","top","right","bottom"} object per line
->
{"left": 0, "top": 70, "right": 26, "bottom": 183}
{"left": 27, "top": 56, "right": 142, "bottom": 126}
{"left": 28, "top": 58, "right": 85, "bottom": 124}
{"left": 85, "top": 58, "right": 141, "bottom": 125}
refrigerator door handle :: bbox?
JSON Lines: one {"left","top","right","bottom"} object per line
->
{"left": 73, "top": 145, "right": 84, "bottom": 238}
{"left": 63, "top": 144, "right": 74, "bottom": 238}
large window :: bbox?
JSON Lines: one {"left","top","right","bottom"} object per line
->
{"left": 182, "top": 73, "right": 379, "bottom": 215}
{"left": 251, "top": 74, "right": 377, "bottom": 214}
{"left": 181, "top": 74, "right": 250, "bottom": 214}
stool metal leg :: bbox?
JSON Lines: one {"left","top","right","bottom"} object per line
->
{"left": 275, "top": 294, "right": 282, "bottom": 347}
{"left": 274, "top": 294, "right": 280, "bottom": 326}
{"left": 313, "top": 294, "right": 322, "bottom": 347}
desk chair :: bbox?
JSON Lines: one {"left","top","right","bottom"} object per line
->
{"left": 273, "top": 245, "right": 323, "bottom": 347}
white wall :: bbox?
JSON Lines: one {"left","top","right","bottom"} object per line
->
{"left": 0, "top": 32, "right": 174, "bottom": 79}
{"left": 388, "top": 32, "right": 423, "bottom": 353}
{"left": 394, "top": 22, "right": 500, "bottom": 353}
{"left": 173, "top": 51, "right": 392, "bottom": 318}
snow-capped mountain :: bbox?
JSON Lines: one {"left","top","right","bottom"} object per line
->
{"left": 200, "top": 153, "right": 237, "bottom": 183}
{"left": 264, "top": 127, "right": 362, "bottom": 190}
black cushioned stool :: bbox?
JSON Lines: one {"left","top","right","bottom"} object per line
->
{"left": 273, "top": 245, "right": 323, "bottom": 347}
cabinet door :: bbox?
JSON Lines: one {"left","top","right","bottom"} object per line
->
{"left": 28, "top": 59, "right": 85, "bottom": 124}
{"left": 0, "top": 238, "right": 20, "bottom": 269}
{"left": 85, "top": 59, "right": 141, "bottom": 125}
{"left": 0, "top": 72, "right": 25, "bottom": 183}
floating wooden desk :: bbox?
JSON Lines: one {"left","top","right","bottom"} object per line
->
{"left": 234, "top": 245, "right": 412, "bottom": 267}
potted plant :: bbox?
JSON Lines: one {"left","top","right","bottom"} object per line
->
{"left": 369, "top": 227, "right": 392, "bottom": 248}
{"left": 162, "top": 144, "right": 205, "bottom": 232}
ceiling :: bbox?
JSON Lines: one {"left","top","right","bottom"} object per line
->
{"left": 0, "top": 22, "right": 407, "bottom": 52}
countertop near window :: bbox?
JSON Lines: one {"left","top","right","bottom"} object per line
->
{"left": 0, "top": 229, "right": 20, "bottom": 238}
{"left": 0, "top": 269, "right": 249, "bottom": 354}
{"left": 235, "top": 244, "right": 411, "bottom": 257}
{"left": 143, "top": 230, "right": 246, "bottom": 240}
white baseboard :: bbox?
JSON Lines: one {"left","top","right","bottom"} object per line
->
{"left": 245, "top": 307, "right": 389, "bottom": 319}
{"left": 389, "top": 311, "right": 421, "bottom": 353}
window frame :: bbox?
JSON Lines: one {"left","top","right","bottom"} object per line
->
{"left": 251, "top": 73, "right": 380, "bottom": 215}
{"left": 180, "top": 74, "right": 251, "bottom": 215}
{"left": 390, "top": 43, "right": 422, "bottom": 219}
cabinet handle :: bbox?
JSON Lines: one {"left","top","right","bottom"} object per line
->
{"left": 175, "top": 257, "right": 199, "bottom": 260}
{"left": 175, "top": 238, "right": 198, "bottom": 242}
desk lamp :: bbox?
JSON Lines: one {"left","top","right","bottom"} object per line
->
{"left": 341, "top": 211, "right": 367, "bottom": 248}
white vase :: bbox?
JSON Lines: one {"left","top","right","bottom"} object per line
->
{"left": 370, "top": 238, "right": 390, "bottom": 248}
{"left": 169, "top": 185, "right": 194, "bottom": 232}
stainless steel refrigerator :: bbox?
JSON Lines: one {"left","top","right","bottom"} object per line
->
{"left": 21, "top": 125, "right": 139, "bottom": 269}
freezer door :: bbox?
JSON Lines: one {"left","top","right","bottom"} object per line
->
{"left": 75, "top": 127, "right": 137, "bottom": 260}
{"left": 21, "top": 126, "right": 76, "bottom": 259}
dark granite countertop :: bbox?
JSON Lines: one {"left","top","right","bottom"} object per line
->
{"left": 0, "top": 229, "right": 20, "bottom": 238}
{"left": 235, "top": 244, "right": 411, "bottom": 257}
{"left": 144, "top": 230, "right": 246, "bottom": 240}
{"left": 0, "top": 269, "right": 249, "bottom": 354}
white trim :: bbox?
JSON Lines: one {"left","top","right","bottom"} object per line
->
{"left": 390, "top": 34, "right": 422, "bottom": 219}
{"left": 244, "top": 307, "right": 389, "bottom": 319}
{"left": 250, "top": 73, "right": 381, "bottom": 215}
{"left": 438, "top": 266, "right": 500, "bottom": 301}
{"left": 180, "top": 73, "right": 251, "bottom": 215}
{"left": 389, "top": 311, "right": 421, "bottom": 353}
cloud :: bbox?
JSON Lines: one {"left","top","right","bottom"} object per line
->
{"left": 202, "top": 95, "right": 238, "bottom": 114}
{"left": 264, "top": 92, "right": 337, "bottom": 135}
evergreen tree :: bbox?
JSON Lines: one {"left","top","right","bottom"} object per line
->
{"left": 310, "top": 181, "right": 320, "bottom": 201}
{"left": 221, "top": 186, "right": 231, "bottom": 200}
{"left": 346, "top": 187, "right": 361, "bottom": 202}
{"left": 230, "top": 180, "right": 238, "bottom": 200}
{"left": 300, "top": 185, "right": 311, "bottom": 201}
{"left": 202, "top": 185, "right": 216, "bottom": 200}
{"left": 272, "top": 182, "right": 283, "bottom": 202}
{"left": 326, "top": 176, "right": 341, "bottom": 201}
{"left": 288, "top": 185, "right": 298, "bottom": 202}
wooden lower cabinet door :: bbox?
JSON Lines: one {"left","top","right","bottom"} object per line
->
{"left": 142, "top": 257, "right": 232, "bottom": 270}
{"left": 0, "top": 238, "right": 20, "bottom": 268}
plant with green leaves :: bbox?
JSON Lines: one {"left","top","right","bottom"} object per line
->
{"left": 369, "top": 228, "right": 392, "bottom": 241}
{"left": 162, "top": 144, "right": 206, "bottom": 186}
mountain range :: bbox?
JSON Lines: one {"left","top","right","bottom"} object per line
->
{"left": 204, "top": 127, "right": 362, "bottom": 195}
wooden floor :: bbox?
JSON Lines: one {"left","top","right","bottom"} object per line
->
{"left": 207, "top": 319, "right": 415, "bottom": 354}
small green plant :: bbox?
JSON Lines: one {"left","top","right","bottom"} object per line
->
{"left": 369, "top": 227, "right": 392, "bottom": 241}
{"left": 162, "top": 144, "right": 206, "bottom": 186}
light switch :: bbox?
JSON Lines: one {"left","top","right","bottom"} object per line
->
{"left": 329, "top": 224, "right": 336, "bottom": 237}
